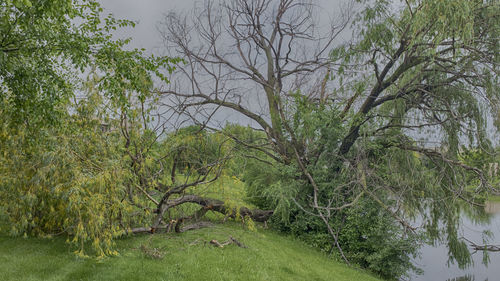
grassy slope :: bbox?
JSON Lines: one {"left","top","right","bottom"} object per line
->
{"left": 0, "top": 223, "right": 381, "bottom": 281}
{"left": 0, "top": 175, "right": 382, "bottom": 281}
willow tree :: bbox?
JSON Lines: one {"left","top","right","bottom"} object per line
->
{"left": 161, "top": 0, "right": 500, "bottom": 275}
{"left": 0, "top": 0, "right": 173, "bottom": 256}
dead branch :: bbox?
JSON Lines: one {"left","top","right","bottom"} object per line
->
{"left": 159, "top": 0, "right": 349, "bottom": 160}
{"left": 210, "top": 236, "right": 248, "bottom": 248}
{"left": 463, "top": 237, "right": 500, "bottom": 252}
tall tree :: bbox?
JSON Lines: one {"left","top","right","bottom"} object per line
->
{"left": 160, "top": 0, "right": 500, "bottom": 274}
{"left": 160, "top": 0, "right": 351, "bottom": 162}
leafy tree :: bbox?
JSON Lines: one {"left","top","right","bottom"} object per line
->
{"left": 161, "top": 0, "right": 499, "bottom": 277}
{"left": 0, "top": 75, "right": 263, "bottom": 256}
{"left": 0, "top": 0, "right": 172, "bottom": 128}
{"left": 0, "top": 0, "right": 179, "bottom": 256}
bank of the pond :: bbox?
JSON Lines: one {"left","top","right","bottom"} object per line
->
{"left": 0, "top": 223, "right": 382, "bottom": 281}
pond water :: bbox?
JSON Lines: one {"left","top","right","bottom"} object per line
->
{"left": 411, "top": 201, "right": 500, "bottom": 281}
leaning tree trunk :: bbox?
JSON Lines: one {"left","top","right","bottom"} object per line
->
{"left": 132, "top": 194, "right": 273, "bottom": 234}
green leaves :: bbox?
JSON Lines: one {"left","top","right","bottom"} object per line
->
{"left": 0, "top": 94, "right": 135, "bottom": 256}
{"left": 5, "top": 0, "right": 32, "bottom": 8}
{"left": 0, "top": 0, "right": 175, "bottom": 130}
{"left": 0, "top": 0, "right": 180, "bottom": 257}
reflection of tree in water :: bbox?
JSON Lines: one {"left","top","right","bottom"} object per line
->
{"left": 446, "top": 274, "right": 488, "bottom": 281}
{"left": 460, "top": 201, "right": 495, "bottom": 225}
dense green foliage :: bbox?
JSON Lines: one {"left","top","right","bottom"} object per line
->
{"left": 1, "top": 0, "right": 499, "bottom": 280}
{"left": 240, "top": 105, "right": 422, "bottom": 279}
{"left": 0, "top": 95, "right": 134, "bottom": 256}
{"left": 0, "top": 87, "right": 240, "bottom": 256}
{"left": 292, "top": 0, "right": 498, "bottom": 276}
{"left": 0, "top": 0, "right": 173, "bottom": 128}
{"left": 0, "top": 0, "right": 180, "bottom": 256}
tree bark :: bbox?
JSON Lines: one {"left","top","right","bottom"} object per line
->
{"left": 162, "top": 194, "right": 274, "bottom": 223}
{"left": 140, "top": 195, "right": 274, "bottom": 234}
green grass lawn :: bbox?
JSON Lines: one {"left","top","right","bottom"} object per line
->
{"left": 0, "top": 223, "right": 382, "bottom": 281}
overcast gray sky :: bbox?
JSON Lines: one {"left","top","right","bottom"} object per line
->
{"left": 98, "top": 0, "right": 353, "bottom": 128}
{"left": 99, "top": 0, "right": 192, "bottom": 53}
{"left": 99, "top": 0, "right": 348, "bottom": 55}
{"left": 97, "top": 0, "right": 499, "bottom": 143}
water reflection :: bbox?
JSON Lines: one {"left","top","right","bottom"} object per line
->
{"left": 411, "top": 201, "right": 500, "bottom": 281}
{"left": 445, "top": 274, "right": 487, "bottom": 281}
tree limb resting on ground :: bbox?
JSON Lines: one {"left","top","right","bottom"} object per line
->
{"left": 131, "top": 194, "right": 273, "bottom": 234}
{"left": 162, "top": 194, "right": 274, "bottom": 223}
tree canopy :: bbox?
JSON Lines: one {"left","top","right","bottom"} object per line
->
{"left": 0, "top": 0, "right": 172, "bottom": 128}
{"left": 160, "top": 0, "right": 499, "bottom": 276}
{"left": 0, "top": 0, "right": 499, "bottom": 279}
{"left": 0, "top": 0, "right": 178, "bottom": 256}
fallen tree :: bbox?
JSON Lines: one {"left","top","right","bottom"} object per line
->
{"left": 158, "top": 194, "right": 274, "bottom": 222}
{"left": 159, "top": 0, "right": 500, "bottom": 278}
{"left": 131, "top": 194, "right": 273, "bottom": 234}
{"left": 0, "top": 0, "right": 270, "bottom": 259}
